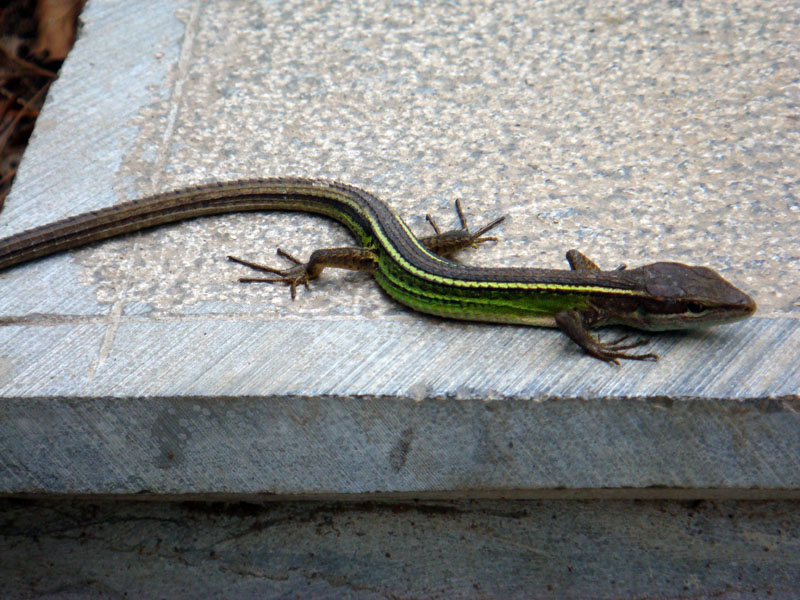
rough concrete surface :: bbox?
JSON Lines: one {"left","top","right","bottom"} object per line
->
{"left": 2, "top": 498, "right": 799, "bottom": 599}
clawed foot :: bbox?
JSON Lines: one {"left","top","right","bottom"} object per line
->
{"left": 427, "top": 199, "right": 506, "bottom": 246}
{"left": 593, "top": 334, "right": 659, "bottom": 365}
{"left": 464, "top": 215, "right": 506, "bottom": 248}
{"left": 555, "top": 309, "right": 660, "bottom": 365}
{"left": 423, "top": 199, "right": 506, "bottom": 257}
{"left": 228, "top": 249, "right": 310, "bottom": 300}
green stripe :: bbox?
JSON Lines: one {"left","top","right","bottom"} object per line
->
{"left": 320, "top": 187, "right": 644, "bottom": 297}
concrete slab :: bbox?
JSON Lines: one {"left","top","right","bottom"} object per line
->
{"left": 2, "top": 498, "right": 799, "bottom": 599}
{"left": 1, "top": 0, "right": 799, "bottom": 499}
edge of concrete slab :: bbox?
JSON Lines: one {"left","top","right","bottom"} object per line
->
{"left": 2, "top": 0, "right": 798, "bottom": 500}
{"left": 2, "top": 393, "right": 798, "bottom": 498}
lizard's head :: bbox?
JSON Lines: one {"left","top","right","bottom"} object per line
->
{"left": 621, "top": 262, "right": 756, "bottom": 331}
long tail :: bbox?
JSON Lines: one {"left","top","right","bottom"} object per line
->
{"left": 0, "top": 178, "right": 374, "bottom": 271}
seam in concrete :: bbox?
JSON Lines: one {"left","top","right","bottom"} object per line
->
{"left": 86, "top": 297, "right": 124, "bottom": 380}
{"left": 153, "top": 0, "right": 204, "bottom": 194}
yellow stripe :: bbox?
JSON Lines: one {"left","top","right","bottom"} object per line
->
{"left": 298, "top": 185, "right": 645, "bottom": 297}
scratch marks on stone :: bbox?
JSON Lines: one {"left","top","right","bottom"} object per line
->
{"left": 151, "top": 0, "right": 204, "bottom": 193}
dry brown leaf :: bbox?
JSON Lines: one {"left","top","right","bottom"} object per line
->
{"left": 32, "top": 0, "right": 84, "bottom": 61}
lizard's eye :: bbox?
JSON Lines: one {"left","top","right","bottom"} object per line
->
{"left": 687, "top": 302, "right": 706, "bottom": 314}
